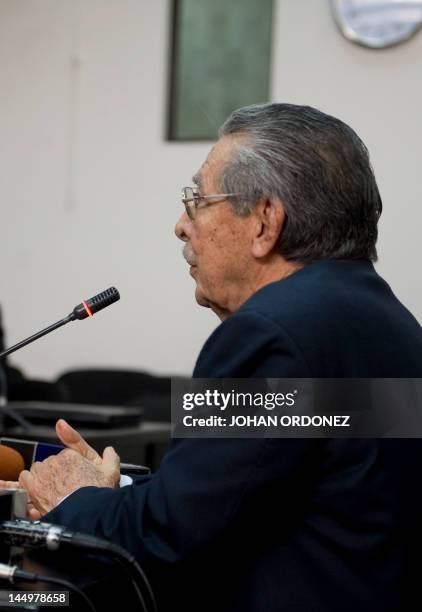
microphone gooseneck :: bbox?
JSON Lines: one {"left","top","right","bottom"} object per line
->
{"left": 0, "top": 287, "right": 120, "bottom": 359}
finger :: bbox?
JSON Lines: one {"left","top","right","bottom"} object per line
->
{"left": 27, "top": 500, "right": 41, "bottom": 518}
{"left": 28, "top": 506, "right": 42, "bottom": 520}
{"left": 102, "top": 446, "right": 120, "bottom": 471}
{"left": 56, "top": 419, "right": 100, "bottom": 463}
{"left": 0, "top": 480, "right": 20, "bottom": 489}
{"left": 19, "top": 470, "right": 35, "bottom": 493}
{"left": 19, "top": 471, "right": 45, "bottom": 514}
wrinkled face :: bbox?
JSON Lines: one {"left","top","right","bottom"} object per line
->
{"left": 175, "top": 136, "right": 254, "bottom": 318}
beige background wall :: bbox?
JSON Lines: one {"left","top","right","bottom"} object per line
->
{"left": 1, "top": 0, "right": 421, "bottom": 380}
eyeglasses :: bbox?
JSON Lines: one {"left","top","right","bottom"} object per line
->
{"left": 181, "top": 186, "right": 241, "bottom": 220}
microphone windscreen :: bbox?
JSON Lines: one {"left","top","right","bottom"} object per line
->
{"left": 72, "top": 287, "right": 120, "bottom": 320}
{"left": 0, "top": 446, "right": 25, "bottom": 481}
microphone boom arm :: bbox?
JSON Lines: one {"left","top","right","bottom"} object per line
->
{"left": 0, "top": 315, "right": 73, "bottom": 359}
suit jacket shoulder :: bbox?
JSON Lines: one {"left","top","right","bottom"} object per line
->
{"left": 196, "top": 259, "right": 422, "bottom": 378}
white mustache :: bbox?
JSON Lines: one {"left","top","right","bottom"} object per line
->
{"left": 183, "top": 244, "right": 197, "bottom": 266}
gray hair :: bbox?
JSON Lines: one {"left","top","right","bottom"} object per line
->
{"left": 218, "top": 103, "right": 382, "bottom": 262}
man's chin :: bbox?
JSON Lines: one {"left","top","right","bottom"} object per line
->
{"left": 195, "top": 286, "right": 212, "bottom": 308}
{"left": 194, "top": 287, "right": 230, "bottom": 320}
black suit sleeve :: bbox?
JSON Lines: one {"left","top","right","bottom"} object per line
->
{"left": 44, "top": 310, "right": 319, "bottom": 567}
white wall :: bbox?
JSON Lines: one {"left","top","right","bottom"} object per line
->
{"left": 272, "top": 1, "right": 422, "bottom": 317}
{"left": 0, "top": 0, "right": 421, "bottom": 380}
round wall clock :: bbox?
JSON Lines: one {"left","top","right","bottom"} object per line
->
{"left": 331, "top": 0, "right": 422, "bottom": 48}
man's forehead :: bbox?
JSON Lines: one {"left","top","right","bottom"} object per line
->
{"left": 192, "top": 171, "right": 202, "bottom": 187}
{"left": 193, "top": 136, "right": 238, "bottom": 188}
{"left": 192, "top": 144, "right": 219, "bottom": 187}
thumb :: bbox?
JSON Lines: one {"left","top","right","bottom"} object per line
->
{"left": 55, "top": 419, "right": 100, "bottom": 464}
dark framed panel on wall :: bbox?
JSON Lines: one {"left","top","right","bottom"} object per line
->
{"left": 167, "top": 0, "right": 274, "bottom": 141}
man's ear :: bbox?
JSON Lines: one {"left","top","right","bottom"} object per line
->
{"left": 251, "top": 198, "right": 286, "bottom": 258}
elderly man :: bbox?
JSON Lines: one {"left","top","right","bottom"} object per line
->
{"left": 12, "top": 104, "right": 422, "bottom": 611}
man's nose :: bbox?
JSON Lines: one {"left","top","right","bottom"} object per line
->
{"left": 175, "top": 211, "right": 192, "bottom": 242}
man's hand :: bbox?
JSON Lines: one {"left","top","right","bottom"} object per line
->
{"left": 18, "top": 444, "right": 120, "bottom": 516}
{"left": 1, "top": 419, "right": 120, "bottom": 516}
{"left": 55, "top": 418, "right": 104, "bottom": 465}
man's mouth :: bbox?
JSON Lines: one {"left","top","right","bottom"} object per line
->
{"left": 183, "top": 244, "right": 197, "bottom": 267}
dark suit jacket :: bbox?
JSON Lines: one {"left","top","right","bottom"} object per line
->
{"left": 45, "top": 260, "right": 422, "bottom": 611}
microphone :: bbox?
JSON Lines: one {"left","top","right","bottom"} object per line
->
{"left": 0, "top": 519, "right": 157, "bottom": 611}
{"left": 0, "top": 287, "right": 120, "bottom": 359}
{"left": 0, "top": 446, "right": 25, "bottom": 481}
{"left": 71, "top": 287, "right": 120, "bottom": 321}
{"left": 0, "top": 561, "right": 38, "bottom": 583}
{"left": 0, "top": 519, "right": 110, "bottom": 553}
